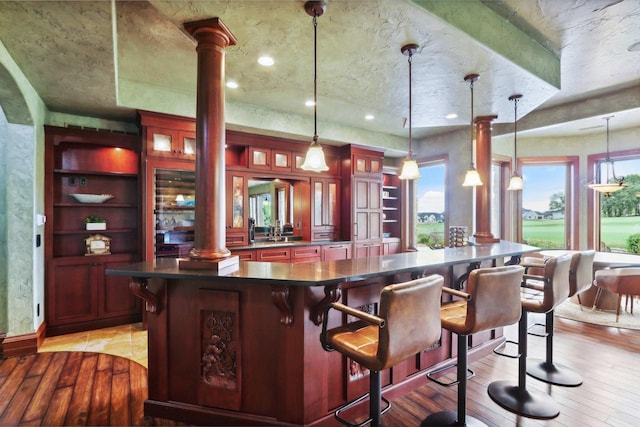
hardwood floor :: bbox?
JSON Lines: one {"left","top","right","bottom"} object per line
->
{"left": 385, "top": 317, "right": 640, "bottom": 427}
{"left": 1, "top": 316, "right": 639, "bottom": 426}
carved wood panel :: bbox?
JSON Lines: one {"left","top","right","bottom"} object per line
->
{"left": 197, "top": 289, "right": 241, "bottom": 410}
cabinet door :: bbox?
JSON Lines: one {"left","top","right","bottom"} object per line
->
{"left": 271, "top": 149, "right": 292, "bottom": 172}
{"left": 177, "top": 131, "right": 196, "bottom": 159}
{"left": 311, "top": 178, "right": 340, "bottom": 241}
{"left": 353, "top": 154, "right": 382, "bottom": 176}
{"left": 354, "top": 242, "right": 382, "bottom": 259}
{"left": 47, "top": 259, "right": 98, "bottom": 326}
{"left": 147, "top": 127, "right": 178, "bottom": 158}
{"left": 98, "top": 258, "right": 141, "bottom": 319}
{"left": 248, "top": 147, "right": 271, "bottom": 170}
{"left": 353, "top": 178, "right": 382, "bottom": 242}
{"left": 226, "top": 172, "right": 249, "bottom": 244}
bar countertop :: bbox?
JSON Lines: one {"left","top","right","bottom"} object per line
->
{"left": 107, "top": 240, "right": 539, "bottom": 286}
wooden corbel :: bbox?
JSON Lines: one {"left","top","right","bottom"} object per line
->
{"left": 311, "top": 284, "right": 342, "bottom": 326}
{"left": 129, "top": 278, "right": 159, "bottom": 313}
{"left": 271, "top": 286, "right": 293, "bottom": 326}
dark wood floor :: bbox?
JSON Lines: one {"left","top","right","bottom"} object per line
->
{"left": 0, "top": 317, "right": 639, "bottom": 426}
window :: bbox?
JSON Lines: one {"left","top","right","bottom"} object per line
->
{"left": 589, "top": 154, "right": 640, "bottom": 253}
{"left": 415, "top": 161, "right": 446, "bottom": 250}
{"left": 520, "top": 157, "right": 578, "bottom": 249}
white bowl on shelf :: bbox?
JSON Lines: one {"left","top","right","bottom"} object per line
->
{"left": 70, "top": 193, "right": 114, "bottom": 203}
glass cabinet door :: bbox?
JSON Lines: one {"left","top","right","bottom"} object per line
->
{"left": 154, "top": 169, "right": 195, "bottom": 257}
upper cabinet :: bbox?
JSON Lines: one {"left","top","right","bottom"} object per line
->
{"left": 248, "top": 147, "right": 293, "bottom": 172}
{"left": 353, "top": 151, "right": 382, "bottom": 177}
{"left": 139, "top": 111, "right": 196, "bottom": 161}
{"left": 311, "top": 177, "right": 340, "bottom": 241}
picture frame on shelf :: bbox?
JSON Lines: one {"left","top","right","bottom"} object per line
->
{"left": 85, "top": 233, "right": 111, "bottom": 256}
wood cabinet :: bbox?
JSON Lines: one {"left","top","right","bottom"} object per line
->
{"left": 353, "top": 152, "right": 382, "bottom": 177}
{"left": 44, "top": 125, "right": 142, "bottom": 336}
{"left": 140, "top": 111, "right": 196, "bottom": 160}
{"left": 256, "top": 247, "right": 291, "bottom": 262}
{"left": 322, "top": 243, "right": 352, "bottom": 261}
{"left": 354, "top": 241, "right": 383, "bottom": 258}
{"left": 353, "top": 178, "right": 383, "bottom": 242}
{"left": 383, "top": 238, "right": 401, "bottom": 255}
{"left": 226, "top": 171, "right": 249, "bottom": 246}
{"left": 291, "top": 245, "right": 321, "bottom": 263}
{"left": 248, "top": 147, "right": 293, "bottom": 172}
{"left": 311, "top": 178, "right": 340, "bottom": 241}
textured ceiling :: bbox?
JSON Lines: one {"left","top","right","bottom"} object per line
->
{"left": 0, "top": 0, "right": 638, "bottom": 155}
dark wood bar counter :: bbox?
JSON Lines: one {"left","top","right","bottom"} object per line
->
{"left": 107, "top": 241, "right": 538, "bottom": 426}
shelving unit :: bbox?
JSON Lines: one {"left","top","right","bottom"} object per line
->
{"left": 45, "top": 125, "right": 142, "bottom": 336}
{"left": 382, "top": 173, "right": 401, "bottom": 240}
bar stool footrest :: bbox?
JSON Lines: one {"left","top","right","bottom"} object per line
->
{"left": 421, "top": 410, "right": 487, "bottom": 427}
{"left": 426, "top": 363, "right": 475, "bottom": 387}
{"left": 526, "top": 358, "right": 583, "bottom": 387}
{"left": 493, "top": 340, "right": 520, "bottom": 359}
{"left": 487, "top": 380, "right": 560, "bottom": 420}
{"left": 334, "top": 393, "right": 391, "bottom": 427}
{"left": 527, "top": 322, "right": 548, "bottom": 337}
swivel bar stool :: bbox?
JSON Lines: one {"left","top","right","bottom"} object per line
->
{"left": 423, "top": 265, "right": 524, "bottom": 427}
{"left": 321, "top": 275, "right": 444, "bottom": 427}
{"left": 525, "top": 251, "right": 592, "bottom": 387}
{"left": 488, "top": 254, "right": 572, "bottom": 419}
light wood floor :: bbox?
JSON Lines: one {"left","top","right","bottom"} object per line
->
{"left": 1, "top": 316, "right": 639, "bottom": 426}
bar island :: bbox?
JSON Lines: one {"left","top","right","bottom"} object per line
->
{"left": 107, "top": 241, "right": 538, "bottom": 426}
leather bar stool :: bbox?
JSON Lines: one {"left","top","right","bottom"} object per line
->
{"left": 422, "top": 265, "right": 524, "bottom": 427}
{"left": 525, "top": 252, "right": 587, "bottom": 387}
{"left": 320, "top": 275, "right": 444, "bottom": 427}
{"left": 593, "top": 267, "right": 640, "bottom": 321}
{"left": 488, "top": 254, "right": 572, "bottom": 419}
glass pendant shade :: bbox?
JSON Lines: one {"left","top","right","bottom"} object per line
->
{"left": 301, "top": 138, "right": 329, "bottom": 172}
{"left": 399, "top": 158, "right": 421, "bottom": 180}
{"left": 507, "top": 174, "right": 524, "bottom": 191}
{"left": 588, "top": 116, "right": 627, "bottom": 197}
{"left": 462, "top": 168, "right": 483, "bottom": 187}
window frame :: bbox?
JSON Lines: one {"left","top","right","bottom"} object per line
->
{"left": 587, "top": 148, "right": 640, "bottom": 250}
{"left": 518, "top": 156, "right": 579, "bottom": 250}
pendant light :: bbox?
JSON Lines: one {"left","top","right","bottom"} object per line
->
{"left": 399, "top": 43, "right": 421, "bottom": 180}
{"left": 588, "top": 116, "right": 627, "bottom": 197}
{"left": 301, "top": 1, "right": 329, "bottom": 172}
{"left": 507, "top": 94, "right": 524, "bottom": 191}
{"left": 462, "top": 74, "right": 483, "bottom": 187}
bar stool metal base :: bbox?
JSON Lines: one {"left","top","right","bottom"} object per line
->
{"left": 487, "top": 381, "right": 560, "bottom": 419}
{"left": 421, "top": 410, "right": 487, "bottom": 426}
{"left": 527, "top": 358, "right": 583, "bottom": 387}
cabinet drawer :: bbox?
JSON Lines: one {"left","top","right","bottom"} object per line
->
{"left": 257, "top": 248, "right": 291, "bottom": 262}
{"left": 312, "top": 230, "right": 337, "bottom": 241}
{"left": 234, "top": 250, "right": 256, "bottom": 261}
{"left": 322, "top": 244, "right": 352, "bottom": 261}
{"left": 291, "top": 246, "right": 321, "bottom": 263}
{"left": 226, "top": 233, "right": 248, "bottom": 247}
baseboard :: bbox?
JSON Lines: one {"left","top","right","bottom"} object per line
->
{"left": 0, "top": 326, "right": 44, "bottom": 359}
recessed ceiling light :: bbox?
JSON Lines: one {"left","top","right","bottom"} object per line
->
{"left": 226, "top": 81, "right": 238, "bottom": 89}
{"left": 365, "top": 114, "right": 374, "bottom": 120}
{"left": 258, "top": 56, "right": 274, "bottom": 66}
{"left": 628, "top": 41, "right": 640, "bottom": 52}
{"left": 305, "top": 100, "right": 315, "bottom": 107}
{"left": 446, "top": 113, "right": 458, "bottom": 119}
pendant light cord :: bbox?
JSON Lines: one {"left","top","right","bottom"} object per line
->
{"left": 313, "top": 14, "right": 318, "bottom": 143}
{"left": 408, "top": 51, "right": 413, "bottom": 156}
{"left": 513, "top": 96, "right": 519, "bottom": 172}
{"left": 469, "top": 78, "right": 475, "bottom": 168}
